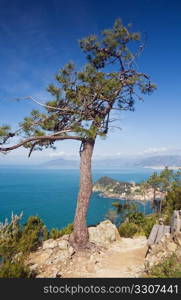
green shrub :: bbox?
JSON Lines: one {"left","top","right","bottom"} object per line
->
{"left": 142, "top": 215, "right": 157, "bottom": 238}
{"left": 18, "top": 216, "right": 49, "bottom": 253}
{"left": 0, "top": 259, "right": 35, "bottom": 278}
{"left": 145, "top": 254, "right": 181, "bottom": 278}
{"left": 123, "top": 212, "right": 157, "bottom": 238}
{"left": 49, "top": 228, "right": 61, "bottom": 239}
{"left": 0, "top": 215, "right": 48, "bottom": 266}
{"left": 125, "top": 212, "right": 145, "bottom": 227}
{"left": 0, "top": 213, "right": 22, "bottom": 260}
{"left": 118, "top": 223, "right": 138, "bottom": 238}
{"left": 50, "top": 223, "right": 73, "bottom": 240}
{"left": 164, "top": 184, "right": 181, "bottom": 220}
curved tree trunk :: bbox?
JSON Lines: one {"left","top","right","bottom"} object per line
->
{"left": 70, "top": 139, "right": 95, "bottom": 249}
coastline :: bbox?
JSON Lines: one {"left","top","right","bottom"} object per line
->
{"left": 93, "top": 176, "right": 165, "bottom": 202}
{"left": 93, "top": 188, "right": 150, "bottom": 202}
{"left": 143, "top": 166, "right": 181, "bottom": 170}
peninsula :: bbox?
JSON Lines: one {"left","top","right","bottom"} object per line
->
{"left": 93, "top": 176, "right": 164, "bottom": 201}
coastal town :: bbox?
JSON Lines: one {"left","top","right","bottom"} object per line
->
{"left": 93, "top": 176, "right": 165, "bottom": 202}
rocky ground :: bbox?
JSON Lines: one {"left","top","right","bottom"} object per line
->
{"left": 26, "top": 220, "right": 181, "bottom": 278}
{"left": 27, "top": 220, "right": 147, "bottom": 278}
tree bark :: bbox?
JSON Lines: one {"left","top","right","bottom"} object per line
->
{"left": 70, "top": 139, "right": 95, "bottom": 249}
{"left": 153, "top": 188, "right": 157, "bottom": 211}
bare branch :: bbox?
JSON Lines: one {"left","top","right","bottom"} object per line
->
{"left": 17, "top": 96, "right": 77, "bottom": 114}
{"left": 0, "top": 134, "right": 83, "bottom": 152}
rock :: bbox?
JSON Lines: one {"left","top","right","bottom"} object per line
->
{"left": 88, "top": 220, "right": 121, "bottom": 245}
{"left": 68, "top": 246, "right": 75, "bottom": 256}
{"left": 58, "top": 240, "right": 69, "bottom": 250}
{"left": 173, "top": 232, "right": 181, "bottom": 246}
{"left": 166, "top": 242, "right": 177, "bottom": 252}
{"left": 43, "top": 239, "right": 58, "bottom": 250}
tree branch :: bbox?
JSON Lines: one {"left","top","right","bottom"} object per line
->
{"left": 0, "top": 134, "right": 83, "bottom": 152}
{"left": 17, "top": 96, "right": 77, "bottom": 114}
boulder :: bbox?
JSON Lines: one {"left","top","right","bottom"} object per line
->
{"left": 88, "top": 220, "right": 121, "bottom": 245}
{"left": 58, "top": 240, "right": 69, "bottom": 250}
{"left": 42, "top": 239, "right": 58, "bottom": 250}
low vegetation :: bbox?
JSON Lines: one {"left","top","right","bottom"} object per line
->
{"left": 118, "top": 212, "right": 157, "bottom": 238}
{"left": 0, "top": 214, "right": 73, "bottom": 278}
{"left": 50, "top": 223, "right": 73, "bottom": 240}
{"left": 145, "top": 253, "right": 181, "bottom": 278}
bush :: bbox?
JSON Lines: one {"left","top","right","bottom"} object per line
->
{"left": 125, "top": 212, "right": 145, "bottom": 227}
{"left": 164, "top": 184, "right": 181, "bottom": 219}
{"left": 145, "top": 254, "right": 181, "bottom": 278}
{"left": 49, "top": 228, "right": 61, "bottom": 239}
{"left": 50, "top": 223, "right": 73, "bottom": 239}
{"left": 0, "top": 213, "right": 22, "bottom": 260}
{"left": 0, "top": 215, "right": 49, "bottom": 257}
{"left": 18, "top": 216, "right": 49, "bottom": 254}
{"left": 142, "top": 215, "right": 157, "bottom": 238}
{"left": 0, "top": 259, "right": 35, "bottom": 278}
{"left": 118, "top": 223, "right": 138, "bottom": 238}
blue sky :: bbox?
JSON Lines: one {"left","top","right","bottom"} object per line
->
{"left": 0, "top": 0, "right": 181, "bottom": 164}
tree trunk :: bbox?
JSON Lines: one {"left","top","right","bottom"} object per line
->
{"left": 70, "top": 139, "right": 95, "bottom": 249}
{"left": 159, "top": 198, "right": 163, "bottom": 216}
{"left": 152, "top": 188, "right": 157, "bottom": 211}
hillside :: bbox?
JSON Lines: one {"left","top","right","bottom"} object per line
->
{"left": 136, "top": 155, "right": 181, "bottom": 168}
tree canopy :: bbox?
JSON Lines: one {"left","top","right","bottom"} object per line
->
{"left": 0, "top": 19, "right": 156, "bottom": 155}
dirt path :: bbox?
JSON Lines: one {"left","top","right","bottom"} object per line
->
{"left": 62, "top": 237, "right": 147, "bottom": 278}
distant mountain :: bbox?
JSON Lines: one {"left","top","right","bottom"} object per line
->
{"left": 41, "top": 158, "right": 79, "bottom": 169}
{"left": 136, "top": 155, "right": 181, "bottom": 168}
{"left": 41, "top": 155, "right": 181, "bottom": 169}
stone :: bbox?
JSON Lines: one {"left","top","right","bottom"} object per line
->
{"left": 166, "top": 242, "right": 177, "bottom": 252}
{"left": 42, "top": 239, "right": 58, "bottom": 250}
{"left": 173, "top": 232, "right": 181, "bottom": 246}
{"left": 88, "top": 220, "right": 121, "bottom": 245}
{"left": 58, "top": 240, "right": 69, "bottom": 250}
{"left": 68, "top": 246, "right": 75, "bottom": 256}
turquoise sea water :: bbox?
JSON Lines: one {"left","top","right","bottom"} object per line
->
{"left": 0, "top": 167, "right": 154, "bottom": 229}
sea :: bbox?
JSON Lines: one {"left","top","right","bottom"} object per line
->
{"left": 0, "top": 167, "right": 155, "bottom": 230}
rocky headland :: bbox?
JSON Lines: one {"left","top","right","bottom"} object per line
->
{"left": 93, "top": 176, "right": 164, "bottom": 201}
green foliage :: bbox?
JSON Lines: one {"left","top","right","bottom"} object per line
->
{"left": 0, "top": 125, "right": 12, "bottom": 145}
{"left": 0, "top": 19, "right": 155, "bottom": 156}
{"left": 147, "top": 172, "right": 161, "bottom": 190}
{"left": 121, "top": 212, "right": 157, "bottom": 238}
{"left": 125, "top": 212, "right": 145, "bottom": 227}
{"left": 0, "top": 259, "right": 35, "bottom": 278}
{"left": 0, "top": 213, "right": 23, "bottom": 260}
{"left": 142, "top": 215, "right": 157, "bottom": 238}
{"left": 0, "top": 125, "right": 11, "bottom": 136}
{"left": 0, "top": 215, "right": 48, "bottom": 278}
{"left": 18, "top": 216, "right": 49, "bottom": 253}
{"left": 118, "top": 222, "right": 138, "bottom": 238}
{"left": 163, "top": 183, "right": 181, "bottom": 221}
{"left": 0, "top": 215, "right": 48, "bottom": 262}
{"left": 145, "top": 254, "right": 181, "bottom": 278}
{"left": 50, "top": 223, "right": 73, "bottom": 239}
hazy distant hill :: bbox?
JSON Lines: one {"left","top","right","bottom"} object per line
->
{"left": 136, "top": 155, "right": 181, "bottom": 168}
{"left": 41, "top": 158, "right": 79, "bottom": 169}
{"left": 41, "top": 155, "right": 181, "bottom": 169}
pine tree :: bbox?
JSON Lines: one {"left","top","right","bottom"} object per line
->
{"left": 0, "top": 19, "right": 155, "bottom": 249}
